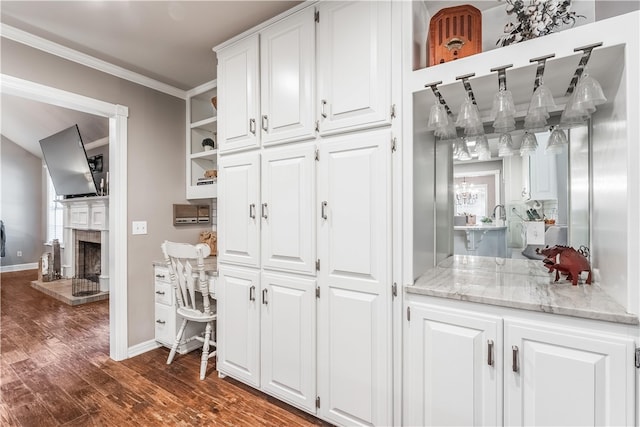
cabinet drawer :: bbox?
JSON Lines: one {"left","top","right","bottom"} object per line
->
{"left": 155, "top": 303, "right": 176, "bottom": 346}
{"left": 154, "top": 266, "right": 171, "bottom": 284}
{"left": 154, "top": 281, "right": 173, "bottom": 306}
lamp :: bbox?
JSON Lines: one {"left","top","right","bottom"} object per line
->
{"left": 455, "top": 177, "right": 478, "bottom": 205}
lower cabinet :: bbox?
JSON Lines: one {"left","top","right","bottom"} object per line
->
{"left": 405, "top": 297, "right": 637, "bottom": 426}
{"left": 404, "top": 303, "right": 502, "bottom": 426}
{"left": 217, "top": 265, "right": 317, "bottom": 413}
{"left": 153, "top": 264, "right": 205, "bottom": 354}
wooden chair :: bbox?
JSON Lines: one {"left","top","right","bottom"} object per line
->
{"left": 161, "top": 241, "right": 216, "bottom": 380}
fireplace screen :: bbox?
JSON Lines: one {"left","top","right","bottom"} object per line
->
{"left": 73, "top": 239, "right": 101, "bottom": 296}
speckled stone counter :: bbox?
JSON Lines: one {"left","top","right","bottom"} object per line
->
{"left": 408, "top": 255, "right": 638, "bottom": 325}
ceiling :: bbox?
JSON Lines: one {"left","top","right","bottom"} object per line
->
{"left": 0, "top": 0, "right": 303, "bottom": 158}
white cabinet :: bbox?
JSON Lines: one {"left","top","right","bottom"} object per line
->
{"left": 522, "top": 136, "right": 558, "bottom": 201}
{"left": 404, "top": 296, "right": 638, "bottom": 427}
{"left": 217, "top": 266, "right": 317, "bottom": 413}
{"left": 404, "top": 303, "right": 502, "bottom": 427}
{"left": 186, "top": 84, "right": 218, "bottom": 199}
{"left": 216, "top": 265, "right": 261, "bottom": 387}
{"left": 261, "top": 144, "right": 316, "bottom": 274}
{"left": 261, "top": 271, "right": 316, "bottom": 412}
{"left": 217, "top": 152, "right": 261, "bottom": 267}
{"left": 153, "top": 264, "right": 204, "bottom": 354}
{"left": 316, "top": 1, "right": 391, "bottom": 135}
{"left": 218, "top": 7, "right": 315, "bottom": 152}
{"left": 218, "top": 145, "right": 316, "bottom": 273}
{"left": 504, "top": 318, "right": 635, "bottom": 426}
{"left": 317, "top": 129, "right": 392, "bottom": 426}
{"left": 217, "top": 34, "right": 260, "bottom": 153}
{"left": 260, "top": 7, "right": 316, "bottom": 146}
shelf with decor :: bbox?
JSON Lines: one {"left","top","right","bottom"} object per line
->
{"left": 186, "top": 81, "right": 218, "bottom": 199}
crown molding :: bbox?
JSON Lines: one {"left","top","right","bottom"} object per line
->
{"left": 1, "top": 23, "right": 187, "bottom": 100}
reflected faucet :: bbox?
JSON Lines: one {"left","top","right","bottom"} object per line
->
{"left": 492, "top": 204, "right": 507, "bottom": 221}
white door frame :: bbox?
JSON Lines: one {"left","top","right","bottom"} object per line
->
{"left": 1, "top": 74, "right": 129, "bottom": 361}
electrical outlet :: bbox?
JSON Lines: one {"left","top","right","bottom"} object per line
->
{"left": 132, "top": 221, "right": 147, "bottom": 235}
{"left": 17, "top": 250, "right": 22, "bottom": 257}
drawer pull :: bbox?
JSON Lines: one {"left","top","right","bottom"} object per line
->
{"left": 156, "top": 320, "right": 166, "bottom": 325}
{"left": 155, "top": 291, "right": 165, "bottom": 295}
{"left": 249, "top": 285, "right": 256, "bottom": 301}
{"left": 262, "top": 288, "right": 268, "bottom": 305}
{"left": 512, "top": 345, "right": 519, "bottom": 372}
{"left": 487, "top": 340, "right": 494, "bottom": 366}
{"left": 155, "top": 274, "right": 166, "bottom": 279}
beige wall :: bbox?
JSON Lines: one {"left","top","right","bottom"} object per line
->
{"left": 1, "top": 38, "right": 213, "bottom": 347}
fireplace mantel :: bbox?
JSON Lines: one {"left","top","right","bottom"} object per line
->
{"left": 60, "top": 196, "right": 109, "bottom": 291}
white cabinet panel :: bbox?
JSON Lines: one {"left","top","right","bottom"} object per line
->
{"left": 317, "top": 1, "right": 391, "bottom": 135}
{"left": 217, "top": 152, "right": 260, "bottom": 267}
{"left": 260, "top": 7, "right": 315, "bottom": 146}
{"left": 217, "top": 266, "right": 261, "bottom": 387}
{"left": 217, "top": 34, "right": 260, "bottom": 152}
{"left": 505, "top": 319, "right": 635, "bottom": 426}
{"left": 261, "top": 145, "right": 315, "bottom": 274}
{"left": 261, "top": 271, "right": 316, "bottom": 413}
{"left": 317, "top": 129, "right": 391, "bottom": 426}
{"left": 404, "top": 303, "right": 501, "bottom": 427}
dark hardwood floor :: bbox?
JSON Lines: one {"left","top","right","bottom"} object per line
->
{"left": 1, "top": 270, "right": 330, "bottom": 426}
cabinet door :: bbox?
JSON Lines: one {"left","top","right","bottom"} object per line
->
{"left": 217, "top": 152, "right": 260, "bottom": 267}
{"left": 528, "top": 137, "right": 557, "bottom": 200}
{"left": 261, "top": 145, "right": 316, "bottom": 274}
{"left": 260, "top": 271, "right": 316, "bottom": 413}
{"left": 260, "top": 7, "right": 315, "bottom": 146}
{"left": 404, "top": 303, "right": 502, "bottom": 427}
{"left": 217, "top": 266, "right": 261, "bottom": 387}
{"left": 316, "top": 1, "right": 391, "bottom": 135}
{"left": 217, "top": 34, "right": 260, "bottom": 152}
{"left": 317, "top": 129, "right": 392, "bottom": 426}
{"left": 505, "top": 319, "right": 636, "bottom": 426}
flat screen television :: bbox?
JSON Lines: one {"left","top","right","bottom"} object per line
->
{"left": 40, "top": 124, "right": 98, "bottom": 198}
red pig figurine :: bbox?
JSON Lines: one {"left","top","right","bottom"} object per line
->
{"left": 536, "top": 245, "right": 592, "bottom": 286}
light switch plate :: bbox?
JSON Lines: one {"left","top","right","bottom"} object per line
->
{"left": 132, "top": 220, "right": 147, "bottom": 235}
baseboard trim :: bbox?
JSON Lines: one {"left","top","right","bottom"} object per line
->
{"left": 0, "top": 263, "right": 38, "bottom": 273}
{"left": 128, "top": 339, "right": 161, "bottom": 359}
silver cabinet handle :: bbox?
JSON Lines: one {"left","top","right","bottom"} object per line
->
{"left": 321, "top": 201, "right": 328, "bottom": 220}
{"left": 262, "top": 288, "right": 268, "bottom": 305}
{"left": 249, "top": 118, "right": 256, "bottom": 135}
{"left": 155, "top": 291, "right": 165, "bottom": 295}
{"left": 512, "top": 345, "right": 519, "bottom": 372}
{"left": 321, "top": 100, "right": 327, "bottom": 118}
{"left": 249, "top": 203, "right": 256, "bottom": 219}
{"left": 155, "top": 274, "right": 165, "bottom": 279}
{"left": 487, "top": 340, "right": 494, "bottom": 366}
{"left": 156, "top": 320, "right": 166, "bottom": 325}
{"left": 262, "top": 115, "right": 269, "bottom": 132}
{"left": 249, "top": 285, "right": 256, "bottom": 301}
{"left": 261, "top": 203, "right": 268, "bottom": 219}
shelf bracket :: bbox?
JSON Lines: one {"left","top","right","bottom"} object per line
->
{"left": 490, "top": 64, "right": 513, "bottom": 91}
{"left": 455, "top": 72, "right": 477, "bottom": 105}
{"left": 424, "top": 80, "right": 453, "bottom": 116}
{"left": 529, "top": 53, "right": 555, "bottom": 92}
{"left": 565, "top": 42, "right": 603, "bottom": 96}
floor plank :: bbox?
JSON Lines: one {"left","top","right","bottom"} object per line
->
{"left": 1, "top": 270, "right": 331, "bottom": 426}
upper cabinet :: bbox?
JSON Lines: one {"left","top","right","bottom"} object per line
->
{"left": 260, "top": 7, "right": 316, "bottom": 146}
{"left": 316, "top": 1, "right": 392, "bottom": 135}
{"left": 186, "top": 83, "right": 218, "bottom": 199}
{"left": 217, "top": 34, "right": 260, "bottom": 153}
{"left": 216, "top": 1, "right": 393, "bottom": 152}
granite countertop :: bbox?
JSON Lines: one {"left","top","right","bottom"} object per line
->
{"left": 153, "top": 256, "right": 218, "bottom": 277}
{"left": 407, "top": 255, "right": 638, "bottom": 325}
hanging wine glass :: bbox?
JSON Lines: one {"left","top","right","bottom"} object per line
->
{"left": 519, "top": 131, "right": 538, "bottom": 156}
{"left": 497, "top": 133, "right": 514, "bottom": 157}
